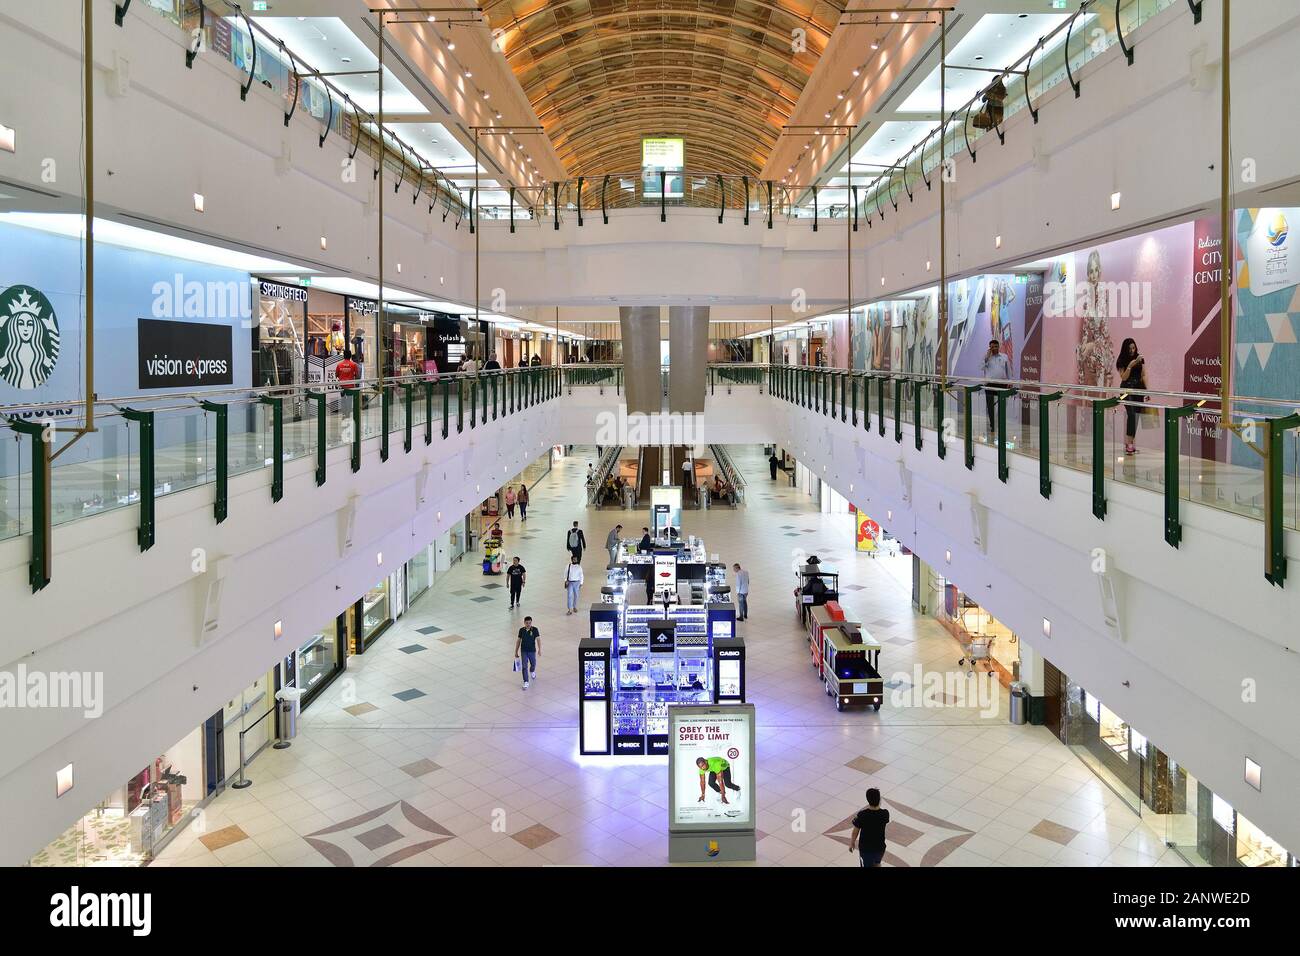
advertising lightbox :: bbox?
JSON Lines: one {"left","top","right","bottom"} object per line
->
{"left": 668, "top": 704, "right": 755, "bottom": 830}
{"left": 642, "top": 136, "right": 684, "bottom": 200}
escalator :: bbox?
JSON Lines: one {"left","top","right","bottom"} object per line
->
{"left": 670, "top": 445, "right": 689, "bottom": 504}
{"left": 637, "top": 445, "right": 662, "bottom": 503}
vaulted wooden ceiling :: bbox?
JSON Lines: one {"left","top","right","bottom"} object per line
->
{"left": 483, "top": 0, "right": 840, "bottom": 177}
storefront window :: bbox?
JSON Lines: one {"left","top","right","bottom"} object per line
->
{"left": 360, "top": 578, "right": 391, "bottom": 644}
{"left": 407, "top": 546, "right": 431, "bottom": 604}
{"left": 297, "top": 621, "right": 340, "bottom": 699}
{"left": 1236, "top": 814, "right": 1289, "bottom": 867}
{"left": 29, "top": 727, "right": 205, "bottom": 867}
{"left": 1097, "top": 703, "right": 1129, "bottom": 760}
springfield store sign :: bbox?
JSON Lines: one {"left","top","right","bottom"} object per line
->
{"left": 137, "top": 318, "right": 234, "bottom": 389}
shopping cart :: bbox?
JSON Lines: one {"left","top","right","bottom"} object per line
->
{"left": 958, "top": 636, "right": 994, "bottom": 671}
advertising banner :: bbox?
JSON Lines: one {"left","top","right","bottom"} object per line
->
{"left": 138, "top": 318, "right": 235, "bottom": 389}
{"left": 1183, "top": 216, "right": 1227, "bottom": 459}
{"left": 642, "top": 137, "right": 684, "bottom": 199}
{"left": 653, "top": 551, "right": 677, "bottom": 594}
{"left": 855, "top": 511, "right": 879, "bottom": 552}
{"left": 669, "top": 705, "right": 755, "bottom": 830}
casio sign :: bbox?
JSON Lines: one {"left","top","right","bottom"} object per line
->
{"left": 582, "top": 651, "right": 603, "bottom": 658}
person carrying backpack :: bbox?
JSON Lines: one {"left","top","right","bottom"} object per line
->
{"left": 565, "top": 521, "right": 586, "bottom": 562}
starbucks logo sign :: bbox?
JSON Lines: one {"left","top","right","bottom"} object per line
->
{"left": 0, "top": 285, "right": 60, "bottom": 390}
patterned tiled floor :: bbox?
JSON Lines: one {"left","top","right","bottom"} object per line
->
{"left": 153, "top": 446, "right": 1185, "bottom": 868}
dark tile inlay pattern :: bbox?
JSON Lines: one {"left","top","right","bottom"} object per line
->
{"left": 415, "top": 625, "right": 442, "bottom": 635}
{"left": 451, "top": 588, "right": 473, "bottom": 596}
{"left": 398, "top": 644, "right": 427, "bottom": 654}
{"left": 393, "top": 688, "right": 427, "bottom": 702}
{"left": 481, "top": 583, "right": 504, "bottom": 590}
{"left": 470, "top": 595, "right": 494, "bottom": 603}
{"left": 843, "top": 584, "right": 867, "bottom": 591}
{"left": 511, "top": 823, "right": 560, "bottom": 850}
{"left": 439, "top": 634, "right": 466, "bottom": 645}
{"left": 305, "top": 801, "right": 455, "bottom": 867}
{"left": 400, "top": 758, "right": 441, "bottom": 778}
{"left": 344, "top": 702, "right": 378, "bottom": 717}
{"left": 845, "top": 755, "right": 887, "bottom": 775}
{"left": 356, "top": 823, "right": 404, "bottom": 851}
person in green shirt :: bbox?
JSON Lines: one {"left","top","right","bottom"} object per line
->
{"left": 696, "top": 756, "right": 742, "bottom": 805}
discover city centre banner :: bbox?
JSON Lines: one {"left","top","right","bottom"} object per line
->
{"left": 669, "top": 706, "right": 755, "bottom": 830}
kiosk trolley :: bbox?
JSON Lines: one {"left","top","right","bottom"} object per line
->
{"left": 818, "top": 622, "right": 884, "bottom": 712}
{"left": 808, "top": 602, "right": 860, "bottom": 670}
{"left": 794, "top": 563, "right": 840, "bottom": 625}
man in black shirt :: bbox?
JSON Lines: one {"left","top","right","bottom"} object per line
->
{"left": 848, "top": 787, "right": 890, "bottom": 867}
{"left": 506, "top": 556, "right": 526, "bottom": 609}
{"left": 513, "top": 616, "right": 540, "bottom": 689}
{"left": 637, "top": 527, "right": 653, "bottom": 553}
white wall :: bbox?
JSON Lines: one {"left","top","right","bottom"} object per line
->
{"left": 0, "top": 400, "right": 558, "bottom": 865}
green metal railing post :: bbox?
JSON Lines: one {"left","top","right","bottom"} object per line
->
{"left": 402, "top": 383, "right": 414, "bottom": 454}
{"left": 989, "top": 387, "right": 1018, "bottom": 483}
{"left": 913, "top": 379, "right": 923, "bottom": 450}
{"left": 423, "top": 381, "right": 434, "bottom": 445}
{"left": 893, "top": 377, "right": 904, "bottom": 443}
{"left": 963, "top": 385, "right": 983, "bottom": 470}
{"left": 350, "top": 388, "right": 362, "bottom": 472}
{"left": 8, "top": 418, "right": 51, "bottom": 591}
{"left": 379, "top": 384, "right": 391, "bottom": 461}
{"left": 469, "top": 377, "right": 478, "bottom": 429}
{"left": 509, "top": 371, "right": 515, "bottom": 414}
{"left": 851, "top": 376, "right": 859, "bottom": 427}
{"left": 1162, "top": 404, "right": 1199, "bottom": 546}
{"left": 307, "top": 393, "right": 327, "bottom": 485}
{"left": 1264, "top": 412, "right": 1300, "bottom": 585}
{"left": 198, "top": 401, "right": 229, "bottom": 523}
{"left": 442, "top": 379, "right": 451, "bottom": 439}
{"left": 934, "top": 385, "right": 947, "bottom": 460}
{"left": 877, "top": 375, "right": 886, "bottom": 437}
{"left": 457, "top": 379, "right": 465, "bottom": 433}
{"left": 257, "top": 395, "right": 284, "bottom": 502}
{"left": 120, "top": 407, "right": 156, "bottom": 551}
{"left": 1091, "top": 397, "right": 1122, "bottom": 519}
{"left": 1038, "top": 391, "right": 1065, "bottom": 498}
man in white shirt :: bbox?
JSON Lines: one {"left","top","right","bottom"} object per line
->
{"left": 564, "top": 555, "right": 584, "bottom": 614}
{"left": 732, "top": 563, "right": 750, "bottom": 621}
{"left": 980, "top": 339, "right": 1012, "bottom": 439}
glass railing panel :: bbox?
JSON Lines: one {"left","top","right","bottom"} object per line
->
{"left": 154, "top": 405, "right": 214, "bottom": 500}
{"left": 0, "top": 426, "right": 24, "bottom": 540}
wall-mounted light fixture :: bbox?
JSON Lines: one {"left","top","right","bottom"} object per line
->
{"left": 994, "top": 235, "right": 1003, "bottom": 249}
{"left": 0, "top": 123, "right": 15, "bottom": 153}
{"left": 193, "top": 192, "right": 205, "bottom": 213}
{"left": 1244, "top": 757, "right": 1262, "bottom": 791}
{"left": 376, "top": 551, "right": 383, "bottom": 566}
{"left": 1110, "top": 191, "right": 1122, "bottom": 210}
{"left": 320, "top": 236, "right": 328, "bottom": 250}
{"left": 945, "top": 549, "right": 952, "bottom": 563}
{"left": 274, "top": 620, "right": 283, "bottom": 639}
{"left": 1042, "top": 618, "right": 1052, "bottom": 638}
{"left": 56, "top": 764, "right": 74, "bottom": 797}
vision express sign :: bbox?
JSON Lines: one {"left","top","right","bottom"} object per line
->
{"left": 138, "top": 318, "right": 234, "bottom": 389}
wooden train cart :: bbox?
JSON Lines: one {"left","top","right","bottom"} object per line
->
{"left": 794, "top": 563, "right": 840, "bottom": 625}
{"left": 807, "top": 602, "right": 859, "bottom": 671}
{"left": 819, "top": 623, "right": 884, "bottom": 712}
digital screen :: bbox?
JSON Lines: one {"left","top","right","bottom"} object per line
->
{"left": 642, "top": 137, "right": 684, "bottom": 199}
{"left": 718, "top": 660, "right": 741, "bottom": 699}
{"left": 670, "top": 707, "right": 754, "bottom": 829}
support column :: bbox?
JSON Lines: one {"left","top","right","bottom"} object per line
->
{"left": 620, "top": 306, "right": 663, "bottom": 414}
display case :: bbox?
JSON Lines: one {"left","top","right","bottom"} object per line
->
{"left": 713, "top": 638, "right": 746, "bottom": 702}
{"left": 579, "top": 638, "right": 612, "bottom": 755}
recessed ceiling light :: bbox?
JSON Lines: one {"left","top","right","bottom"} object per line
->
{"left": 871, "top": 42, "right": 879, "bottom": 50}
{"left": 890, "top": 11, "right": 899, "bottom": 19}
{"left": 464, "top": 69, "right": 473, "bottom": 78}
{"left": 448, "top": 40, "right": 456, "bottom": 50}
{"left": 852, "top": 68, "right": 860, "bottom": 77}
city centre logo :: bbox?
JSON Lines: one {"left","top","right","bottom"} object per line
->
{"left": 1266, "top": 212, "right": 1289, "bottom": 248}
{"left": 0, "top": 285, "right": 61, "bottom": 389}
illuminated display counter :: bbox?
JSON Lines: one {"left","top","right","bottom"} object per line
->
{"left": 579, "top": 536, "right": 744, "bottom": 756}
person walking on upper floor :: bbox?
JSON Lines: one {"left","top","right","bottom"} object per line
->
{"left": 566, "top": 521, "right": 587, "bottom": 562}
{"left": 564, "top": 554, "right": 585, "bottom": 614}
{"left": 769, "top": 452, "right": 780, "bottom": 481}
{"left": 732, "top": 562, "right": 750, "bottom": 621}
{"left": 981, "top": 338, "right": 1012, "bottom": 439}
{"left": 848, "top": 787, "right": 890, "bottom": 868}
{"left": 504, "top": 486, "right": 518, "bottom": 519}
{"left": 513, "top": 616, "right": 540, "bottom": 689}
{"left": 517, "top": 484, "right": 529, "bottom": 521}
{"left": 606, "top": 524, "right": 623, "bottom": 567}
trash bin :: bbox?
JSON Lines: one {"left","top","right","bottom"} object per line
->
{"left": 698, "top": 485, "right": 710, "bottom": 510}
{"left": 275, "top": 687, "right": 304, "bottom": 747}
{"left": 1009, "top": 681, "right": 1028, "bottom": 725}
